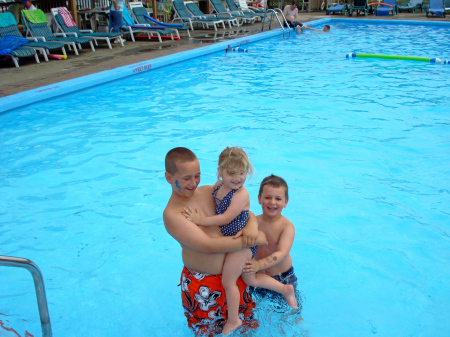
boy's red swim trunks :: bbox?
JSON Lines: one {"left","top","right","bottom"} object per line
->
{"left": 180, "top": 266, "right": 257, "bottom": 336}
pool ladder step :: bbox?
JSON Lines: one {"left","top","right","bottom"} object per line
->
{"left": 0, "top": 255, "right": 52, "bottom": 337}
{"left": 261, "top": 8, "right": 292, "bottom": 38}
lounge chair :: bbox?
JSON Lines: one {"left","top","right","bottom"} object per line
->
{"left": 21, "top": 9, "right": 94, "bottom": 55}
{"left": 326, "top": 3, "right": 349, "bottom": 14}
{"left": 224, "top": 0, "right": 265, "bottom": 20}
{"left": 0, "top": 35, "right": 39, "bottom": 67}
{"left": 184, "top": 1, "right": 239, "bottom": 28}
{"left": 348, "top": 0, "right": 374, "bottom": 16}
{"left": 129, "top": 2, "right": 187, "bottom": 39}
{"left": 118, "top": 6, "right": 169, "bottom": 42}
{"left": 172, "top": 0, "right": 226, "bottom": 31}
{"left": 376, "top": 0, "right": 397, "bottom": 15}
{"left": 51, "top": 7, "right": 121, "bottom": 49}
{"left": 426, "top": 0, "right": 446, "bottom": 17}
{"left": 0, "top": 12, "right": 66, "bottom": 61}
{"left": 209, "top": 0, "right": 258, "bottom": 24}
{"left": 397, "top": 0, "right": 423, "bottom": 12}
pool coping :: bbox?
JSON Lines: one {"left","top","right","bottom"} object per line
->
{"left": 1, "top": 17, "right": 449, "bottom": 114}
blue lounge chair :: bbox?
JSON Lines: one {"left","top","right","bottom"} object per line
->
{"left": 326, "top": 3, "right": 349, "bottom": 14}
{"left": 224, "top": 0, "right": 264, "bottom": 20}
{"left": 348, "top": 0, "right": 374, "bottom": 16}
{"left": 426, "top": 0, "right": 446, "bottom": 17}
{"left": 172, "top": 0, "right": 226, "bottom": 31}
{"left": 0, "top": 12, "right": 66, "bottom": 61}
{"left": 0, "top": 35, "right": 39, "bottom": 67}
{"left": 51, "top": 7, "right": 121, "bottom": 49}
{"left": 117, "top": 6, "right": 168, "bottom": 42}
{"left": 397, "top": 0, "right": 423, "bottom": 12}
{"left": 184, "top": 1, "right": 239, "bottom": 28}
{"left": 22, "top": 9, "right": 94, "bottom": 55}
{"left": 129, "top": 2, "right": 190, "bottom": 39}
{"left": 209, "top": 0, "right": 257, "bottom": 24}
{"left": 376, "top": 0, "right": 397, "bottom": 15}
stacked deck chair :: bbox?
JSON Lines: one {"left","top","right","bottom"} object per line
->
{"left": 397, "top": 0, "right": 423, "bottom": 12}
{"left": 0, "top": 12, "right": 66, "bottom": 62}
{"left": 225, "top": 0, "right": 265, "bottom": 20}
{"left": 22, "top": 9, "right": 94, "bottom": 55}
{"left": 326, "top": 3, "right": 349, "bottom": 14}
{"left": 51, "top": 7, "right": 122, "bottom": 49}
{"left": 0, "top": 34, "right": 39, "bottom": 67}
{"left": 172, "top": 0, "right": 226, "bottom": 31}
{"left": 184, "top": 1, "right": 239, "bottom": 28}
{"left": 348, "top": 0, "right": 374, "bottom": 15}
{"left": 376, "top": 0, "right": 397, "bottom": 15}
{"left": 426, "top": 0, "right": 446, "bottom": 17}
{"left": 209, "top": 0, "right": 258, "bottom": 24}
{"left": 117, "top": 6, "right": 169, "bottom": 42}
{"left": 129, "top": 2, "right": 188, "bottom": 39}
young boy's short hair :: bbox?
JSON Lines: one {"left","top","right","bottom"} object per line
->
{"left": 165, "top": 147, "right": 197, "bottom": 174}
{"left": 258, "top": 174, "right": 289, "bottom": 200}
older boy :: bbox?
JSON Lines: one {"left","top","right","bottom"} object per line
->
{"left": 242, "top": 175, "right": 299, "bottom": 304}
{"left": 163, "top": 147, "right": 267, "bottom": 335}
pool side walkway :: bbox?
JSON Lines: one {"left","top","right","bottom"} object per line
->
{"left": 0, "top": 11, "right": 447, "bottom": 98}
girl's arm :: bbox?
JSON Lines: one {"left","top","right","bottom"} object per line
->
{"left": 164, "top": 209, "right": 267, "bottom": 254}
{"left": 183, "top": 187, "right": 250, "bottom": 227}
{"left": 242, "top": 222, "right": 295, "bottom": 274}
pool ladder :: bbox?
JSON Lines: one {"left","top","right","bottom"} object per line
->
{"left": 0, "top": 255, "right": 52, "bottom": 337}
{"left": 261, "top": 9, "right": 291, "bottom": 38}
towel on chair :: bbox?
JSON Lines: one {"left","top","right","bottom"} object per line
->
{"left": 22, "top": 9, "right": 47, "bottom": 24}
{"left": 0, "top": 12, "right": 17, "bottom": 28}
{"left": 56, "top": 7, "right": 76, "bottom": 27}
{"left": 0, "top": 35, "right": 29, "bottom": 55}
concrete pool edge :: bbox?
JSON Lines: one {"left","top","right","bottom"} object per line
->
{"left": 1, "top": 17, "right": 449, "bottom": 114}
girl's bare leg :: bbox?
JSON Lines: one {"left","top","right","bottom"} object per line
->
{"left": 242, "top": 271, "right": 298, "bottom": 309}
{"left": 221, "top": 249, "right": 252, "bottom": 335}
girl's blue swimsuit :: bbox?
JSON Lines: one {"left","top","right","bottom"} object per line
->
{"left": 213, "top": 184, "right": 257, "bottom": 258}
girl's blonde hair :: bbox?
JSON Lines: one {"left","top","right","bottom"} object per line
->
{"left": 217, "top": 147, "right": 253, "bottom": 179}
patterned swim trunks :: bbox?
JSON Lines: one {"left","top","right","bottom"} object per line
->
{"left": 180, "top": 266, "right": 257, "bottom": 336}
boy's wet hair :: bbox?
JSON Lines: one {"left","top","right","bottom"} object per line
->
{"left": 165, "top": 147, "right": 197, "bottom": 174}
{"left": 324, "top": 25, "right": 330, "bottom": 30}
{"left": 258, "top": 174, "right": 289, "bottom": 200}
{"left": 217, "top": 147, "right": 253, "bottom": 179}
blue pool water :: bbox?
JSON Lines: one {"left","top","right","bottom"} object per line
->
{"left": 1, "top": 20, "right": 450, "bottom": 336}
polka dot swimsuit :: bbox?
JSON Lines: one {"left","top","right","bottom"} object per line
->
{"left": 213, "top": 184, "right": 257, "bottom": 258}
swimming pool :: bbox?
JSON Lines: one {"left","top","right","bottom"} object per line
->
{"left": 1, "top": 18, "right": 449, "bottom": 337}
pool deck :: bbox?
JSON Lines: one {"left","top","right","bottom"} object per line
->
{"left": 0, "top": 11, "right": 448, "bottom": 98}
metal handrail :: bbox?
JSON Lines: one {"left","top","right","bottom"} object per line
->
{"left": 0, "top": 255, "right": 52, "bottom": 337}
{"left": 261, "top": 8, "right": 291, "bottom": 38}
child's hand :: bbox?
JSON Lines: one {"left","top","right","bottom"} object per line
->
{"left": 255, "top": 231, "right": 268, "bottom": 246}
{"left": 182, "top": 207, "right": 202, "bottom": 225}
{"left": 242, "top": 260, "right": 261, "bottom": 274}
{"left": 242, "top": 224, "right": 258, "bottom": 248}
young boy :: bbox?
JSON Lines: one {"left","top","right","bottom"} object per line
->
{"left": 242, "top": 174, "right": 299, "bottom": 305}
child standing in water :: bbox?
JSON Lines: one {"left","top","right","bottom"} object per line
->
{"left": 183, "top": 147, "right": 297, "bottom": 335}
